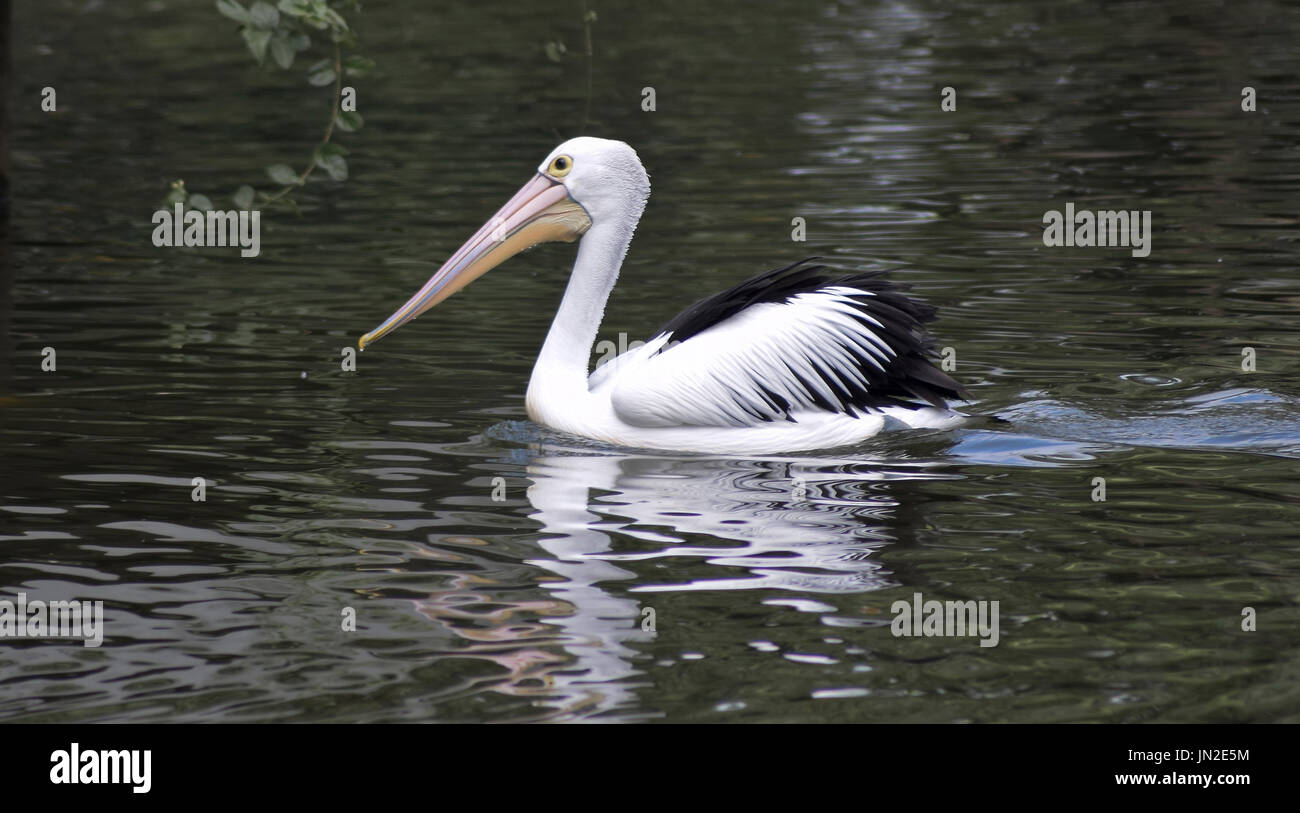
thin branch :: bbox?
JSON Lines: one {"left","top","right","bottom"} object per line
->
{"left": 262, "top": 40, "right": 343, "bottom": 206}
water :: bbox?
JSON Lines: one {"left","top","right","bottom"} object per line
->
{"left": 2, "top": 0, "right": 1299, "bottom": 722}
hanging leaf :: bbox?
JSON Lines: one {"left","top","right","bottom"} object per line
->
{"left": 269, "top": 36, "right": 295, "bottom": 69}
{"left": 242, "top": 27, "right": 272, "bottom": 64}
{"left": 266, "top": 164, "right": 300, "bottom": 185}
{"left": 321, "top": 6, "right": 350, "bottom": 32}
{"left": 249, "top": 1, "right": 280, "bottom": 29}
{"left": 307, "top": 59, "right": 336, "bottom": 86}
{"left": 343, "top": 55, "right": 375, "bottom": 77}
{"left": 233, "top": 185, "right": 256, "bottom": 210}
{"left": 216, "top": 0, "right": 252, "bottom": 25}
{"left": 314, "top": 150, "right": 348, "bottom": 181}
{"left": 164, "top": 180, "right": 188, "bottom": 206}
{"left": 334, "top": 110, "right": 363, "bottom": 132}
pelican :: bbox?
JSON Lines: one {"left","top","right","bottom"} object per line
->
{"left": 359, "top": 137, "right": 967, "bottom": 454}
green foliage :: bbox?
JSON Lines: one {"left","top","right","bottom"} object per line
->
{"left": 266, "top": 163, "right": 301, "bottom": 185}
{"left": 158, "top": 180, "right": 215, "bottom": 214}
{"left": 342, "top": 55, "right": 374, "bottom": 76}
{"left": 215, "top": 0, "right": 251, "bottom": 24}
{"left": 168, "top": 0, "right": 372, "bottom": 215}
{"left": 314, "top": 143, "right": 348, "bottom": 181}
{"left": 163, "top": 179, "right": 189, "bottom": 207}
{"left": 233, "top": 185, "right": 256, "bottom": 210}
{"left": 306, "top": 58, "right": 336, "bottom": 86}
{"left": 334, "top": 110, "right": 363, "bottom": 132}
{"left": 543, "top": 40, "right": 566, "bottom": 63}
{"left": 242, "top": 27, "right": 272, "bottom": 63}
{"left": 220, "top": 0, "right": 355, "bottom": 59}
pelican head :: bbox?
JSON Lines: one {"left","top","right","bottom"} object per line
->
{"left": 359, "top": 137, "right": 650, "bottom": 349}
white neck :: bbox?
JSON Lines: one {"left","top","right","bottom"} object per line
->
{"left": 526, "top": 211, "right": 639, "bottom": 426}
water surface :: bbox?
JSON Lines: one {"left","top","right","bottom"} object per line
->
{"left": 2, "top": 0, "right": 1299, "bottom": 723}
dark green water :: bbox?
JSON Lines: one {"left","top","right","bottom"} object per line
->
{"left": 2, "top": 0, "right": 1299, "bottom": 722}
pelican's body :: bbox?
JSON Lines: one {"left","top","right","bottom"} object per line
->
{"left": 361, "top": 137, "right": 966, "bottom": 454}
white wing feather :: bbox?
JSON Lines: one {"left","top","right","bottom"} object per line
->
{"left": 603, "top": 290, "right": 906, "bottom": 428}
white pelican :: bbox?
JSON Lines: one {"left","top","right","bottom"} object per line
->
{"left": 359, "top": 137, "right": 967, "bottom": 454}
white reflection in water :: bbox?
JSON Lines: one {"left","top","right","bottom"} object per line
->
{"left": 505, "top": 447, "right": 957, "bottom": 719}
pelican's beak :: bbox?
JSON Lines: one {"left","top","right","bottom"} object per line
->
{"left": 359, "top": 174, "right": 590, "bottom": 349}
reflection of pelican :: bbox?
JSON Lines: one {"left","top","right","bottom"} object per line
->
{"left": 360, "top": 137, "right": 966, "bottom": 454}
{"left": 525, "top": 451, "right": 938, "bottom": 595}
{"left": 407, "top": 447, "right": 952, "bottom": 720}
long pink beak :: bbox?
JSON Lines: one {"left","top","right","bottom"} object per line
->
{"left": 360, "top": 173, "right": 590, "bottom": 349}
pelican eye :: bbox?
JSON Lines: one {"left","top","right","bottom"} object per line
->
{"left": 547, "top": 155, "right": 573, "bottom": 178}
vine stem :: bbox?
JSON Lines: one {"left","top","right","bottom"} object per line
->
{"left": 262, "top": 40, "right": 343, "bottom": 207}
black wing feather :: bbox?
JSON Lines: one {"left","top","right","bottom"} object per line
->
{"left": 654, "top": 257, "right": 967, "bottom": 417}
